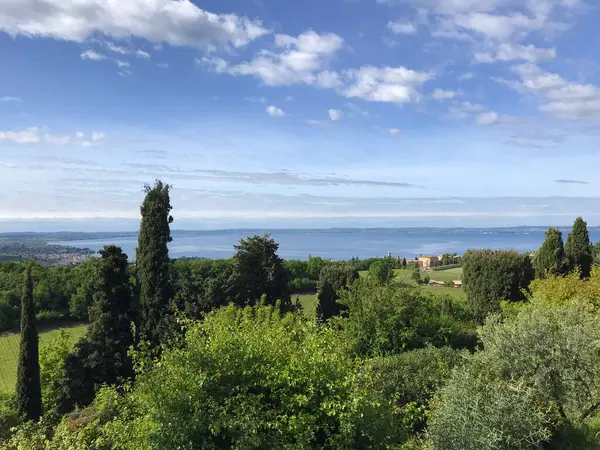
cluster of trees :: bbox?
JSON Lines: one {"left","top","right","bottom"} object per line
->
{"left": 534, "top": 217, "right": 593, "bottom": 279}
{"left": 3, "top": 182, "right": 600, "bottom": 449}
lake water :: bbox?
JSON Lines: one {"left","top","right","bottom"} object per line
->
{"left": 56, "top": 227, "right": 600, "bottom": 261}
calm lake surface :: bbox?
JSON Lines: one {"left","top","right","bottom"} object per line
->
{"left": 57, "top": 227, "right": 600, "bottom": 261}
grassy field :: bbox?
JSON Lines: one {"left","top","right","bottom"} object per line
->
{"left": 425, "top": 267, "right": 463, "bottom": 283}
{"left": 0, "top": 324, "right": 88, "bottom": 395}
{"left": 295, "top": 293, "right": 318, "bottom": 317}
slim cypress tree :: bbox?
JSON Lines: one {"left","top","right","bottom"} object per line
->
{"left": 62, "top": 246, "right": 135, "bottom": 410}
{"left": 15, "top": 263, "right": 42, "bottom": 421}
{"left": 533, "top": 227, "right": 566, "bottom": 279}
{"left": 137, "top": 180, "right": 174, "bottom": 347}
{"left": 565, "top": 217, "right": 593, "bottom": 278}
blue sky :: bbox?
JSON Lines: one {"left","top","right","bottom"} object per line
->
{"left": 0, "top": 0, "right": 599, "bottom": 231}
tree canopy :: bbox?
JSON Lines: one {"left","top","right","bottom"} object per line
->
{"left": 533, "top": 227, "right": 566, "bottom": 279}
{"left": 463, "top": 250, "right": 534, "bottom": 322}
{"left": 565, "top": 217, "right": 593, "bottom": 278}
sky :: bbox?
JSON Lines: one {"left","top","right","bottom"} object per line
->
{"left": 0, "top": 0, "right": 600, "bottom": 231}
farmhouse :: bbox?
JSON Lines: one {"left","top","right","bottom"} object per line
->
{"left": 417, "top": 256, "right": 439, "bottom": 269}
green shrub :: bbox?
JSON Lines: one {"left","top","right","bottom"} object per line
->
{"left": 428, "top": 298, "right": 600, "bottom": 449}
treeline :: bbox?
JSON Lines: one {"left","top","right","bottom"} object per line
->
{"left": 2, "top": 181, "right": 600, "bottom": 449}
{"left": 0, "top": 249, "right": 406, "bottom": 333}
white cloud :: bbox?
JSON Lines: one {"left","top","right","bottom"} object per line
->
{"left": 80, "top": 50, "right": 106, "bottom": 61}
{"left": 0, "top": 96, "right": 21, "bottom": 102}
{"left": 458, "top": 72, "right": 474, "bottom": 81}
{"left": 0, "top": 0, "right": 270, "bottom": 51}
{"left": 474, "top": 43, "right": 556, "bottom": 63}
{"left": 448, "top": 100, "right": 484, "bottom": 119}
{"left": 460, "top": 101, "right": 484, "bottom": 111}
{"left": 0, "top": 127, "right": 41, "bottom": 144}
{"left": 475, "top": 111, "right": 501, "bottom": 125}
{"left": 0, "top": 127, "right": 104, "bottom": 145}
{"left": 136, "top": 49, "right": 151, "bottom": 59}
{"left": 202, "top": 31, "right": 432, "bottom": 105}
{"left": 157, "top": 62, "right": 169, "bottom": 69}
{"left": 328, "top": 109, "right": 342, "bottom": 121}
{"left": 432, "top": 88, "right": 461, "bottom": 100}
{"left": 92, "top": 132, "right": 106, "bottom": 141}
{"left": 507, "top": 63, "right": 600, "bottom": 120}
{"left": 203, "top": 31, "right": 343, "bottom": 87}
{"left": 387, "top": 21, "right": 418, "bottom": 35}
{"left": 116, "top": 60, "right": 130, "bottom": 68}
{"left": 343, "top": 65, "right": 433, "bottom": 103}
{"left": 104, "top": 41, "right": 128, "bottom": 55}
{"left": 388, "top": 128, "right": 401, "bottom": 135}
{"left": 0, "top": 162, "right": 18, "bottom": 168}
{"left": 306, "top": 119, "right": 327, "bottom": 126}
{"left": 266, "top": 105, "right": 285, "bottom": 117}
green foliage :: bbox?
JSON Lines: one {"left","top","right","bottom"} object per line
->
{"left": 338, "top": 278, "right": 477, "bottom": 357}
{"left": 369, "top": 347, "right": 467, "bottom": 435}
{"left": 368, "top": 260, "right": 393, "bottom": 284}
{"left": 307, "top": 255, "right": 329, "bottom": 278}
{"left": 528, "top": 265, "right": 600, "bottom": 309}
{"left": 534, "top": 227, "right": 566, "bottom": 279}
{"left": 68, "top": 259, "right": 101, "bottom": 320}
{"left": 15, "top": 263, "right": 42, "bottom": 421}
{"left": 54, "top": 304, "right": 403, "bottom": 449}
{"left": 38, "top": 331, "right": 81, "bottom": 426}
{"left": 565, "top": 217, "right": 593, "bottom": 278}
{"left": 61, "top": 246, "right": 135, "bottom": 411}
{"left": 411, "top": 268, "right": 422, "bottom": 284}
{"left": 137, "top": 180, "right": 174, "bottom": 348}
{"left": 0, "top": 392, "right": 20, "bottom": 442}
{"left": 170, "top": 258, "right": 233, "bottom": 319}
{"left": 229, "top": 234, "right": 291, "bottom": 310}
{"left": 592, "top": 242, "right": 600, "bottom": 265}
{"left": 289, "top": 277, "right": 317, "bottom": 292}
{"left": 428, "top": 298, "right": 600, "bottom": 449}
{"left": 316, "top": 263, "right": 359, "bottom": 321}
{"left": 462, "top": 250, "right": 534, "bottom": 322}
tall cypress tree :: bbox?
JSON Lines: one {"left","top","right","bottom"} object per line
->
{"left": 62, "top": 246, "right": 135, "bottom": 410}
{"left": 533, "top": 227, "right": 565, "bottom": 279}
{"left": 137, "top": 180, "right": 174, "bottom": 347}
{"left": 565, "top": 216, "right": 593, "bottom": 278}
{"left": 15, "top": 263, "right": 42, "bottom": 421}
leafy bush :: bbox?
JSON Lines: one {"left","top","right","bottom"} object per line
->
{"left": 290, "top": 277, "right": 318, "bottom": 292}
{"left": 0, "top": 392, "right": 20, "bottom": 442}
{"left": 462, "top": 250, "right": 534, "bottom": 322}
{"left": 338, "top": 278, "right": 477, "bottom": 357}
{"left": 369, "top": 347, "right": 467, "bottom": 435}
{"left": 54, "top": 304, "right": 401, "bottom": 449}
{"left": 428, "top": 298, "right": 600, "bottom": 449}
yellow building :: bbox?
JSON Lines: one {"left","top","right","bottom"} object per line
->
{"left": 417, "top": 256, "right": 439, "bottom": 269}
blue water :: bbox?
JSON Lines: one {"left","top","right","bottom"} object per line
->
{"left": 56, "top": 228, "right": 600, "bottom": 261}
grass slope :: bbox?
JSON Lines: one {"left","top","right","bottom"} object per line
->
{"left": 0, "top": 324, "right": 88, "bottom": 394}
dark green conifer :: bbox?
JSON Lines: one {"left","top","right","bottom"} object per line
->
{"left": 565, "top": 217, "right": 593, "bottom": 278}
{"left": 533, "top": 227, "right": 566, "bottom": 279}
{"left": 137, "top": 180, "right": 174, "bottom": 347}
{"left": 62, "top": 246, "right": 135, "bottom": 410}
{"left": 15, "top": 263, "right": 42, "bottom": 421}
